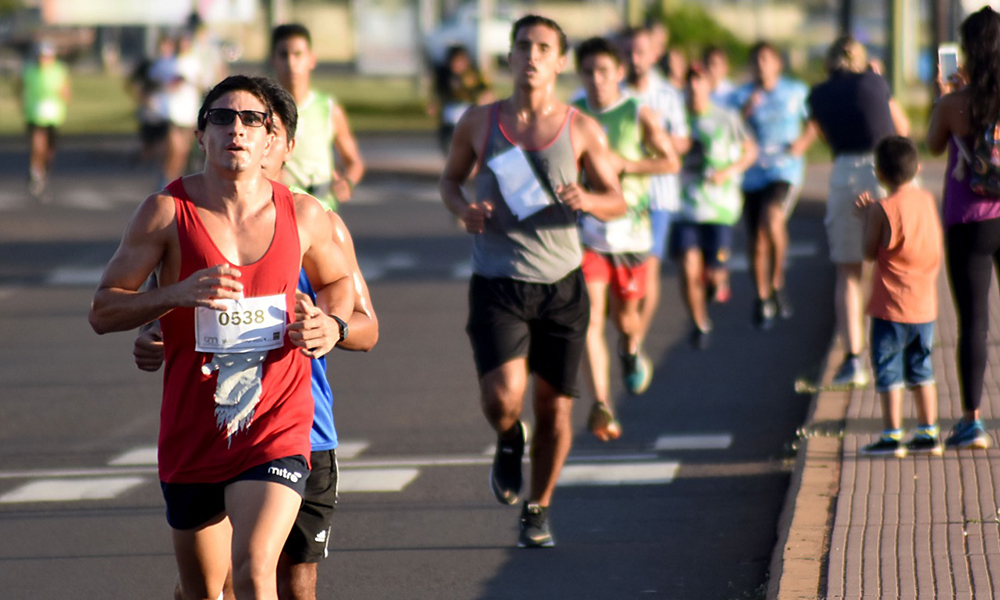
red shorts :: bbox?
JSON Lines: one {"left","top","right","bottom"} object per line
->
{"left": 581, "top": 250, "right": 648, "bottom": 301}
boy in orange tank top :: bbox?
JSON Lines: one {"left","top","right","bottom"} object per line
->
{"left": 856, "top": 136, "right": 943, "bottom": 457}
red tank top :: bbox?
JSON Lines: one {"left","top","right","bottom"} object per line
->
{"left": 158, "top": 178, "right": 312, "bottom": 483}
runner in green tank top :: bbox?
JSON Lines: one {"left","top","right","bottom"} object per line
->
{"left": 271, "top": 24, "right": 365, "bottom": 212}
{"left": 573, "top": 37, "right": 680, "bottom": 441}
{"left": 17, "top": 41, "right": 70, "bottom": 198}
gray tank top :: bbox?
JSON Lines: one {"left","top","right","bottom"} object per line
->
{"left": 472, "top": 102, "right": 582, "bottom": 283}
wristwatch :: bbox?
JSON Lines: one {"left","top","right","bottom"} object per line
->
{"left": 331, "top": 314, "right": 349, "bottom": 344}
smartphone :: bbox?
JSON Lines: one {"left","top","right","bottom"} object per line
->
{"left": 938, "top": 43, "right": 959, "bottom": 80}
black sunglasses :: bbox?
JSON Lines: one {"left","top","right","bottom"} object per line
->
{"left": 205, "top": 108, "right": 270, "bottom": 128}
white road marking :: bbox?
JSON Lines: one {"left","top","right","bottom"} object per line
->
{"left": 557, "top": 461, "right": 680, "bottom": 487}
{"left": 335, "top": 441, "right": 370, "bottom": 459}
{"left": 45, "top": 267, "right": 105, "bottom": 286}
{"left": 452, "top": 261, "right": 473, "bottom": 279}
{"left": 0, "top": 477, "right": 146, "bottom": 503}
{"left": 339, "top": 468, "right": 419, "bottom": 492}
{"left": 0, "top": 286, "right": 19, "bottom": 301}
{"left": 654, "top": 434, "right": 733, "bottom": 451}
{"left": 108, "top": 446, "right": 157, "bottom": 466}
{"left": 384, "top": 252, "right": 418, "bottom": 269}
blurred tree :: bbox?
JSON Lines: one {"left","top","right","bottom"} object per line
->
{"left": 0, "top": 0, "right": 25, "bottom": 14}
{"left": 649, "top": 1, "right": 751, "bottom": 68}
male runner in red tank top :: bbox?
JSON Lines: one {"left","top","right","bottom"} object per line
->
{"left": 89, "top": 75, "right": 354, "bottom": 600}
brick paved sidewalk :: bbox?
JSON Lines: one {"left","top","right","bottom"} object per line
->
{"left": 769, "top": 159, "right": 1000, "bottom": 599}
{"left": 825, "top": 272, "right": 1000, "bottom": 598}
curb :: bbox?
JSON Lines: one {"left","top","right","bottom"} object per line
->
{"left": 766, "top": 341, "right": 851, "bottom": 600}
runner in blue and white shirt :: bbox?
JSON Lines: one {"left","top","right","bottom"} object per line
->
{"left": 729, "top": 41, "right": 816, "bottom": 330}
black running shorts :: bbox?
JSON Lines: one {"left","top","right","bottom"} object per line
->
{"left": 160, "top": 455, "right": 310, "bottom": 531}
{"left": 283, "top": 449, "right": 339, "bottom": 564}
{"left": 743, "top": 181, "right": 795, "bottom": 236}
{"left": 466, "top": 269, "right": 589, "bottom": 397}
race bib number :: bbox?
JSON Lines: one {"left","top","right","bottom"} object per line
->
{"left": 195, "top": 294, "right": 287, "bottom": 353}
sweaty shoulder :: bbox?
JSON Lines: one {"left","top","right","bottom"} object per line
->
{"left": 134, "top": 190, "right": 178, "bottom": 236}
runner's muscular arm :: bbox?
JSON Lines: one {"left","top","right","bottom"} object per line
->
{"left": 90, "top": 193, "right": 244, "bottom": 334}
{"left": 439, "top": 105, "right": 493, "bottom": 234}
{"left": 330, "top": 104, "right": 364, "bottom": 202}
{"left": 561, "top": 112, "right": 626, "bottom": 221}
{"left": 293, "top": 194, "right": 355, "bottom": 358}
{"left": 326, "top": 210, "right": 378, "bottom": 351}
{"left": 624, "top": 105, "right": 680, "bottom": 175}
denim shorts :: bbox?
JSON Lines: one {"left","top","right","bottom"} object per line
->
{"left": 649, "top": 209, "right": 675, "bottom": 261}
{"left": 869, "top": 318, "right": 935, "bottom": 392}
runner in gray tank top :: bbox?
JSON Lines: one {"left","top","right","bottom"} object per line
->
{"left": 440, "top": 15, "right": 625, "bottom": 548}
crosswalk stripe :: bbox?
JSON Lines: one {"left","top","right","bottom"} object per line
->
{"left": 108, "top": 446, "right": 157, "bottom": 466}
{"left": 654, "top": 434, "right": 733, "bottom": 451}
{"left": 557, "top": 461, "right": 679, "bottom": 487}
{"left": 335, "top": 441, "right": 370, "bottom": 459}
{"left": 339, "top": 468, "right": 419, "bottom": 493}
{"left": 0, "top": 477, "right": 146, "bottom": 503}
{"left": 45, "top": 267, "right": 105, "bottom": 286}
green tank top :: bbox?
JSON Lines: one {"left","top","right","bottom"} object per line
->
{"left": 283, "top": 90, "right": 338, "bottom": 210}
{"left": 572, "top": 96, "right": 652, "bottom": 254}
{"left": 22, "top": 61, "right": 68, "bottom": 127}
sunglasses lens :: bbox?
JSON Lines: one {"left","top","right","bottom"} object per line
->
{"left": 242, "top": 112, "right": 265, "bottom": 127}
{"left": 208, "top": 109, "right": 236, "bottom": 125}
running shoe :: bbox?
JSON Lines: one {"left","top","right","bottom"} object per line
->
{"left": 861, "top": 435, "right": 906, "bottom": 458}
{"left": 518, "top": 502, "right": 555, "bottom": 548}
{"left": 690, "top": 326, "right": 711, "bottom": 351}
{"left": 752, "top": 297, "right": 776, "bottom": 331}
{"left": 772, "top": 288, "right": 794, "bottom": 319}
{"left": 587, "top": 401, "right": 622, "bottom": 442}
{"left": 28, "top": 170, "right": 46, "bottom": 198}
{"left": 860, "top": 436, "right": 906, "bottom": 458}
{"left": 621, "top": 349, "right": 653, "bottom": 395}
{"left": 490, "top": 420, "right": 526, "bottom": 505}
{"left": 944, "top": 420, "right": 991, "bottom": 450}
{"left": 905, "top": 433, "right": 943, "bottom": 455}
{"left": 831, "top": 355, "right": 869, "bottom": 388}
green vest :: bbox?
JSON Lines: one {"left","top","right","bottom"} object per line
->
{"left": 572, "top": 95, "right": 652, "bottom": 254}
{"left": 283, "top": 90, "right": 338, "bottom": 211}
{"left": 22, "top": 61, "right": 68, "bottom": 127}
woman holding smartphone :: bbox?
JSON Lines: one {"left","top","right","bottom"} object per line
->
{"left": 927, "top": 6, "right": 1000, "bottom": 450}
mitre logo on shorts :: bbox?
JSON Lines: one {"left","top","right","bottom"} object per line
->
{"left": 268, "top": 466, "right": 303, "bottom": 483}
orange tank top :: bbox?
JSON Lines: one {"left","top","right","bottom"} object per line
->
{"left": 867, "top": 186, "right": 943, "bottom": 324}
{"left": 158, "top": 178, "right": 312, "bottom": 483}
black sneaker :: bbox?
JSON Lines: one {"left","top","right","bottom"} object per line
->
{"left": 860, "top": 436, "right": 906, "bottom": 458}
{"left": 905, "top": 433, "right": 943, "bottom": 455}
{"left": 518, "top": 502, "right": 555, "bottom": 548}
{"left": 752, "top": 297, "right": 776, "bottom": 330}
{"left": 689, "top": 326, "right": 711, "bottom": 351}
{"left": 772, "top": 288, "right": 794, "bottom": 319}
{"left": 490, "top": 420, "right": 526, "bottom": 505}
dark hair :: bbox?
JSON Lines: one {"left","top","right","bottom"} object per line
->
{"left": 750, "top": 41, "right": 779, "bottom": 61}
{"left": 446, "top": 44, "right": 470, "bottom": 63}
{"left": 575, "top": 37, "right": 621, "bottom": 70}
{"left": 620, "top": 26, "right": 650, "bottom": 42}
{"left": 685, "top": 61, "right": 708, "bottom": 83}
{"left": 271, "top": 23, "right": 311, "bottom": 55}
{"left": 875, "top": 135, "right": 919, "bottom": 187}
{"left": 703, "top": 45, "right": 727, "bottom": 63}
{"left": 961, "top": 6, "right": 1000, "bottom": 129}
{"left": 196, "top": 75, "right": 273, "bottom": 132}
{"left": 511, "top": 15, "right": 567, "bottom": 55}
{"left": 252, "top": 76, "right": 297, "bottom": 142}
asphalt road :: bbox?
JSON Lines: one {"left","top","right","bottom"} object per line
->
{"left": 0, "top": 132, "right": 835, "bottom": 599}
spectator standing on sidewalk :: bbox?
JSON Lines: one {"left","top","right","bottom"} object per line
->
{"left": 808, "top": 36, "right": 910, "bottom": 387}
{"left": 926, "top": 5, "right": 1000, "bottom": 450}
{"left": 856, "top": 136, "right": 943, "bottom": 457}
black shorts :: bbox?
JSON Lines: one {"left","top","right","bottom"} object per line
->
{"left": 160, "top": 455, "right": 310, "bottom": 531}
{"left": 140, "top": 121, "right": 170, "bottom": 145}
{"left": 283, "top": 449, "right": 339, "bottom": 564}
{"left": 743, "top": 181, "right": 795, "bottom": 236}
{"left": 467, "top": 269, "right": 589, "bottom": 397}
{"left": 669, "top": 222, "right": 734, "bottom": 267}
{"left": 26, "top": 123, "right": 57, "bottom": 148}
